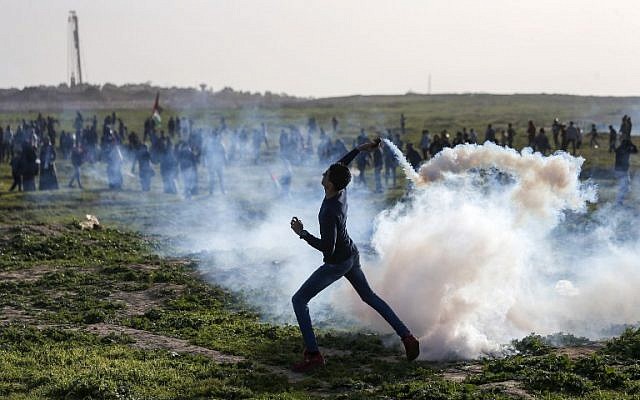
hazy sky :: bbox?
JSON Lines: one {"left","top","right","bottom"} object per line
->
{"left": 1, "top": 0, "right": 639, "bottom": 97}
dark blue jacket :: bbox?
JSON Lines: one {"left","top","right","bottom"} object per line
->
{"left": 301, "top": 149, "right": 359, "bottom": 263}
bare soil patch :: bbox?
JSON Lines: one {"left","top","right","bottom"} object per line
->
{"left": 441, "top": 363, "right": 483, "bottom": 382}
{"left": 87, "top": 322, "right": 245, "bottom": 363}
{"left": 0, "top": 306, "right": 36, "bottom": 325}
{"left": 556, "top": 343, "right": 604, "bottom": 359}
{"left": 479, "top": 380, "right": 533, "bottom": 399}
{"left": 0, "top": 265, "right": 55, "bottom": 281}
{"left": 109, "top": 283, "right": 185, "bottom": 316}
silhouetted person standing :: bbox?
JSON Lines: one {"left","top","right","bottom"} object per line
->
{"left": 203, "top": 132, "right": 227, "bottom": 195}
{"left": 469, "top": 128, "right": 478, "bottom": 144}
{"left": 160, "top": 138, "right": 177, "bottom": 194}
{"left": 609, "top": 125, "right": 618, "bottom": 153}
{"left": 535, "top": 128, "right": 551, "bottom": 155}
{"left": 620, "top": 115, "right": 632, "bottom": 141}
{"left": 484, "top": 124, "right": 496, "bottom": 144}
{"left": 452, "top": 131, "right": 464, "bottom": 146}
{"left": 168, "top": 117, "right": 176, "bottom": 138}
{"left": 419, "top": 130, "right": 431, "bottom": 159}
{"left": 383, "top": 136, "right": 398, "bottom": 188}
{"left": 251, "top": 126, "right": 269, "bottom": 164}
{"left": 136, "top": 144, "right": 154, "bottom": 192}
{"left": 178, "top": 142, "right": 197, "bottom": 199}
{"left": 406, "top": 143, "right": 422, "bottom": 171}
{"left": 614, "top": 138, "right": 638, "bottom": 205}
{"left": 429, "top": 134, "right": 443, "bottom": 156}
{"left": 39, "top": 137, "right": 59, "bottom": 190}
{"left": 552, "top": 118, "right": 561, "bottom": 149}
{"left": 527, "top": 120, "right": 536, "bottom": 148}
{"left": 106, "top": 138, "right": 124, "bottom": 190}
{"left": 21, "top": 141, "right": 38, "bottom": 192}
{"left": 589, "top": 124, "right": 600, "bottom": 148}
{"left": 507, "top": 123, "right": 516, "bottom": 148}
{"left": 564, "top": 121, "right": 579, "bottom": 155}
{"left": 68, "top": 143, "right": 84, "bottom": 189}
{"left": 9, "top": 150, "right": 22, "bottom": 192}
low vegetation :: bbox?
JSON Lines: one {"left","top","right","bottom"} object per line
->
{"left": 0, "top": 187, "right": 638, "bottom": 399}
{"left": 0, "top": 98, "right": 639, "bottom": 398}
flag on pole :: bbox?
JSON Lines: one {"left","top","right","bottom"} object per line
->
{"left": 152, "top": 92, "right": 162, "bottom": 125}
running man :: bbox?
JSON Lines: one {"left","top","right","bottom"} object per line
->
{"left": 290, "top": 138, "right": 419, "bottom": 372}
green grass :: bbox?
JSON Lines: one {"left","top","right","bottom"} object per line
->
{"left": 0, "top": 325, "right": 291, "bottom": 400}
{"left": 1, "top": 196, "right": 639, "bottom": 399}
{"left": 0, "top": 97, "right": 639, "bottom": 398}
{"left": 0, "top": 220, "right": 488, "bottom": 399}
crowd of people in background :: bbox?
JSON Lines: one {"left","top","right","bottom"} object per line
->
{"left": 0, "top": 112, "right": 636, "bottom": 203}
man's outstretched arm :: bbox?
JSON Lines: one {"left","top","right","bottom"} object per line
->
{"left": 336, "top": 138, "right": 381, "bottom": 166}
{"left": 337, "top": 148, "right": 359, "bottom": 166}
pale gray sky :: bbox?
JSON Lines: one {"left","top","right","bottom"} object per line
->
{"left": 1, "top": 0, "right": 639, "bottom": 97}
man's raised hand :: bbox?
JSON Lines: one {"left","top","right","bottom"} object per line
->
{"left": 357, "top": 137, "right": 382, "bottom": 152}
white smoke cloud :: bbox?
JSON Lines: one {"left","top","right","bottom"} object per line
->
{"left": 152, "top": 138, "right": 639, "bottom": 362}
{"left": 340, "top": 143, "right": 640, "bottom": 360}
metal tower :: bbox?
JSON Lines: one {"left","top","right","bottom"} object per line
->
{"left": 67, "top": 11, "right": 83, "bottom": 86}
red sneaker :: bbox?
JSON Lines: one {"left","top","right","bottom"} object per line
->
{"left": 402, "top": 334, "right": 420, "bottom": 361}
{"left": 292, "top": 350, "right": 325, "bottom": 373}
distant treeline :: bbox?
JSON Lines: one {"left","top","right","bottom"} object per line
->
{"left": 0, "top": 84, "right": 305, "bottom": 111}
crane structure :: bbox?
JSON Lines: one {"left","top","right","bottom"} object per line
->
{"left": 67, "top": 11, "right": 83, "bottom": 87}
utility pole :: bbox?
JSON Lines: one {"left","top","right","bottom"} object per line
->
{"left": 68, "top": 11, "right": 83, "bottom": 86}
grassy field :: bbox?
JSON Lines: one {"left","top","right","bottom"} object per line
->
{"left": 3, "top": 182, "right": 640, "bottom": 399}
{"left": 0, "top": 95, "right": 639, "bottom": 399}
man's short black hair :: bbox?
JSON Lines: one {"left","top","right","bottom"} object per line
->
{"left": 328, "top": 163, "right": 351, "bottom": 191}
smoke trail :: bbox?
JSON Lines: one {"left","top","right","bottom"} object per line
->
{"left": 382, "top": 138, "right": 420, "bottom": 183}
{"left": 339, "top": 143, "right": 640, "bottom": 360}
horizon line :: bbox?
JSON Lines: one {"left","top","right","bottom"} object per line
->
{"left": 2, "top": 83, "right": 640, "bottom": 100}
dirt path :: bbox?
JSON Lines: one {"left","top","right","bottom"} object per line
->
{"left": 108, "top": 283, "right": 185, "bottom": 317}
{"left": 0, "top": 265, "right": 56, "bottom": 282}
{"left": 87, "top": 322, "right": 245, "bottom": 363}
{"left": 0, "top": 306, "right": 38, "bottom": 325}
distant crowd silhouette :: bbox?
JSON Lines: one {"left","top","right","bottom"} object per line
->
{"left": 0, "top": 112, "right": 636, "bottom": 202}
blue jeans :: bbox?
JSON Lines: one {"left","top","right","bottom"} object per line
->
{"left": 292, "top": 253, "right": 410, "bottom": 352}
